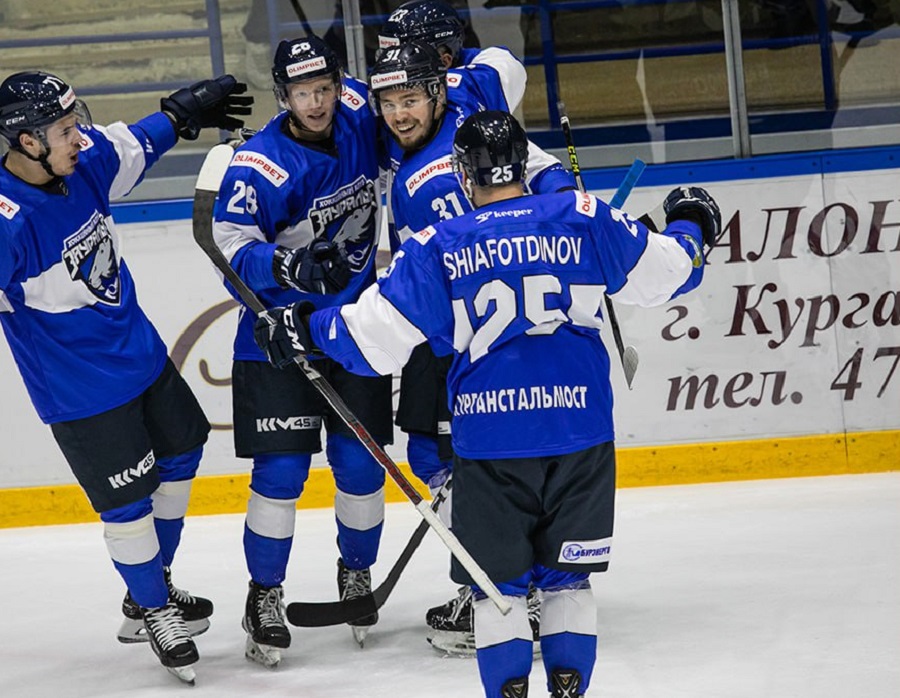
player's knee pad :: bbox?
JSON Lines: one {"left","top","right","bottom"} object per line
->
{"left": 406, "top": 432, "right": 452, "bottom": 486}
{"left": 150, "top": 479, "right": 192, "bottom": 521}
{"left": 326, "top": 433, "right": 385, "bottom": 496}
{"left": 156, "top": 445, "right": 202, "bottom": 483}
{"left": 102, "top": 509, "right": 160, "bottom": 566}
{"left": 334, "top": 487, "right": 385, "bottom": 535}
{"left": 246, "top": 489, "right": 298, "bottom": 541}
{"left": 534, "top": 569, "right": 594, "bottom": 638}
{"left": 473, "top": 592, "right": 532, "bottom": 649}
{"left": 251, "top": 451, "right": 311, "bottom": 500}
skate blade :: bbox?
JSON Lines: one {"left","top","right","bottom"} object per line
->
{"left": 427, "top": 630, "right": 477, "bottom": 657}
{"left": 427, "top": 631, "right": 541, "bottom": 658}
{"left": 166, "top": 665, "right": 196, "bottom": 685}
{"left": 245, "top": 637, "right": 282, "bottom": 668}
{"left": 351, "top": 625, "right": 370, "bottom": 648}
{"left": 118, "top": 617, "right": 210, "bottom": 644}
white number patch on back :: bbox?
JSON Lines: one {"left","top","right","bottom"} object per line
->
{"left": 452, "top": 274, "right": 606, "bottom": 363}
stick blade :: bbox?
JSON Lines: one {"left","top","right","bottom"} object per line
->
{"left": 623, "top": 346, "right": 639, "bottom": 389}
{"left": 195, "top": 143, "right": 235, "bottom": 193}
{"left": 287, "top": 595, "right": 379, "bottom": 628}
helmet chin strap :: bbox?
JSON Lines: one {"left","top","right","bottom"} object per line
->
{"left": 17, "top": 133, "right": 61, "bottom": 180}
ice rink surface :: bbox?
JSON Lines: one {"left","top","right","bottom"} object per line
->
{"left": 1, "top": 473, "right": 897, "bottom": 697}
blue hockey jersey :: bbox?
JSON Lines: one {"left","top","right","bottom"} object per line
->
{"left": 385, "top": 46, "right": 574, "bottom": 249}
{"left": 212, "top": 77, "right": 381, "bottom": 361}
{"left": 308, "top": 191, "right": 705, "bottom": 459}
{"left": 0, "top": 113, "right": 177, "bottom": 423}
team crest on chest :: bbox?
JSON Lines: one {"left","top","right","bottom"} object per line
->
{"left": 62, "top": 210, "right": 121, "bottom": 304}
{"left": 308, "top": 175, "right": 378, "bottom": 273}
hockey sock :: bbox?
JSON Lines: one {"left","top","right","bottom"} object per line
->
{"left": 102, "top": 502, "right": 167, "bottom": 608}
{"left": 152, "top": 447, "right": 202, "bottom": 566}
{"left": 244, "top": 452, "right": 310, "bottom": 586}
{"left": 406, "top": 432, "right": 453, "bottom": 486}
{"left": 328, "top": 434, "right": 385, "bottom": 569}
{"left": 473, "top": 592, "right": 534, "bottom": 698}
{"left": 537, "top": 574, "right": 596, "bottom": 693}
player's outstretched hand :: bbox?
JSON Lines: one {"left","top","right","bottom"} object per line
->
{"left": 161, "top": 75, "right": 254, "bottom": 141}
{"left": 254, "top": 302, "right": 318, "bottom": 369}
{"left": 663, "top": 186, "right": 722, "bottom": 250}
{"left": 273, "top": 241, "right": 352, "bottom": 295}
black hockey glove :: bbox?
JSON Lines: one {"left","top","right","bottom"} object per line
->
{"left": 273, "top": 241, "right": 352, "bottom": 295}
{"left": 161, "top": 75, "right": 254, "bottom": 141}
{"left": 254, "top": 302, "right": 319, "bottom": 369}
{"left": 663, "top": 186, "right": 722, "bottom": 250}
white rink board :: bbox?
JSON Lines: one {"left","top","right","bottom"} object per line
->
{"left": 1, "top": 168, "right": 898, "bottom": 487}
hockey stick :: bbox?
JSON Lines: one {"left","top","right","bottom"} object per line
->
{"left": 285, "top": 480, "right": 450, "bottom": 626}
{"left": 192, "top": 143, "right": 511, "bottom": 616}
{"left": 557, "top": 101, "right": 640, "bottom": 389}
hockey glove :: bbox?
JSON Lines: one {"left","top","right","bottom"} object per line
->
{"left": 254, "top": 302, "right": 319, "bottom": 369}
{"left": 161, "top": 75, "right": 254, "bottom": 141}
{"left": 273, "top": 241, "right": 352, "bottom": 295}
{"left": 663, "top": 186, "right": 722, "bottom": 250}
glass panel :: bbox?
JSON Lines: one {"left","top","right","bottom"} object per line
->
{"left": 738, "top": 0, "right": 900, "bottom": 152}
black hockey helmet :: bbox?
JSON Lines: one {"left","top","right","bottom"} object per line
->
{"left": 452, "top": 110, "right": 529, "bottom": 188}
{"left": 378, "top": 0, "right": 465, "bottom": 65}
{"left": 0, "top": 71, "right": 91, "bottom": 149}
{"left": 272, "top": 36, "right": 342, "bottom": 105}
{"left": 368, "top": 41, "right": 447, "bottom": 114}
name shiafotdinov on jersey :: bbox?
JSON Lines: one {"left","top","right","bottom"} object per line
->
{"left": 443, "top": 233, "right": 584, "bottom": 280}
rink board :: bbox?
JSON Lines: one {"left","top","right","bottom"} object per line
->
{"left": 1, "top": 145, "right": 898, "bottom": 526}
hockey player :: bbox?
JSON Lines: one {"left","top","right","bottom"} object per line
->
{"left": 254, "top": 110, "right": 720, "bottom": 697}
{"left": 0, "top": 71, "right": 252, "bottom": 683}
{"left": 370, "top": 40, "right": 573, "bottom": 654}
{"left": 210, "top": 35, "right": 391, "bottom": 665}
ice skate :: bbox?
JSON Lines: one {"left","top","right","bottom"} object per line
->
{"left": 118, "top": 567, "right": 213, "bottom": 643}
{"left": 337, "top": 558, "right": 377, "bottom": 647}
{"left": 243, "top": 581, "right": 291, "bottom": 668}
{"left": 425, "top": 585, "right": 476, "bottom": 656}
{"left": 426, "top": 584, "right": 542, "bottom": 657}
{"left": 141, "top": 601, "right": 199, "bottom": 685}
{"left": 550, "top": 668, "right": 583, "bottom": 698}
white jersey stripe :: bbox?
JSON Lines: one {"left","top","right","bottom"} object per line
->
{"left": 340, "top": 283, "right": 426, "bottom": 375}
{"left": 612, "top": 232, "right": 693, "bottom": 306}
{"left": 212, "top": 219, "right": 267, "bottom": 263}
{"left": 466, "top": 46, "right": 527, "bottom": 111}
{"left": 95, "top": 123, "right": 149, "bottom": 201}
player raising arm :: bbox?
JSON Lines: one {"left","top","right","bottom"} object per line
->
{"left": 0, "top": 70, "right": 251, "bottom": 684}
{"left": 254, "top": 111, "right": 720, "bottom": 698}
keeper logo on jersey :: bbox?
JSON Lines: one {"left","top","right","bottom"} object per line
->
{"left": 62, "top": 210, "right": 121, "bottom": 304}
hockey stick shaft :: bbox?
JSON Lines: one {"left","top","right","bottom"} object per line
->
{"left": 192, "top": 144, "right": 510, "bottom": 616}
{"left": 557, "top": 102, "right": 641, "bottom": 389}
